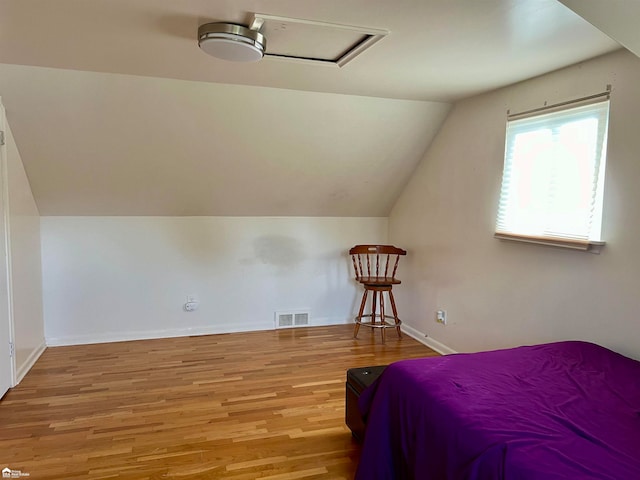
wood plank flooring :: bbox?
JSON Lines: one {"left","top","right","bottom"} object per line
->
{"left": 0, "top": 324, "right": 437, "bottom": 479}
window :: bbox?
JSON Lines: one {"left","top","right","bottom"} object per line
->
{"left": 495, "top": 96, "right": 610, "bottom": 251}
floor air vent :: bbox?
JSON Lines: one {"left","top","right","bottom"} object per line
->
{"left": 275, "top": 311, "right": 310, "bottom": 329}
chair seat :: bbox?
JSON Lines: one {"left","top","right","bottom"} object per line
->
{"left": 357, "top": 276, "right": 402, "bottom": 286}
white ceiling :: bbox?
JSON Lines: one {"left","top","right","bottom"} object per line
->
{"left": 0, "top": 0, "right": 619, "bottom": 101}
{"left": 0, "top": 64, "right": 449, "bottom": 216}
{"left": 0, "top": 0, "right": 622, "bottom": 216}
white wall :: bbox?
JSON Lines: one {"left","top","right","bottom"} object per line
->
{"left": 42, "top": 216, "right": 386, "bottom": 345}
{"left": 5, "top": 123, "right": 45, "bottom": 379}
{"left": 390, "top": 49, "right": 640, "bottom": 360}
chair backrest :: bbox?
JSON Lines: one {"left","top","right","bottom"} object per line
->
{"left": 349, "top": 245, "right": 407, "bottom": 280}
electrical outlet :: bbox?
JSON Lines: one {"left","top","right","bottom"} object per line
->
{"left": 436, "top": 310, "right": 447, "bottom": 325}
{"left": 185, "top": 294, "right": 200, "bottom": 312}
{"left": 184, "top": 302, "right": 199, "bottom": 312}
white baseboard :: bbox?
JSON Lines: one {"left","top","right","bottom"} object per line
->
{"left": 401, "top": 324, "right": 457, "bottom": 355}
{"left": 313, "top": 316, "right": 351, "bottom": 326}
{"left": 46, "top": 323, "right": 271, "bottom": 347}
{"left": 15, "top": 341, "right": 46, "bottom": 384}
{"left": 46, "top": 317, "right": 353, "bottom": 347}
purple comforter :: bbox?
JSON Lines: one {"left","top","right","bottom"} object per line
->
{"left": 356, "top": 341, "right": 640, "bottom": 480}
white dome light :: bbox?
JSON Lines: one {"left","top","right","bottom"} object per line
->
{"left": 198, "top": 23, "right": 266, "bottom": 63}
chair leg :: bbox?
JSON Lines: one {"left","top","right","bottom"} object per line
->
{"left": 389, "top": 290, "right": 402, "bottom": 339}
{"left": 371, "top": 289, "right": 378, "bottom": 329}
{"left": 380, "top": 291, "right": 386, "bottom": 344}
{"left": 354, "top": 289, "right": 368, "bottom": 338}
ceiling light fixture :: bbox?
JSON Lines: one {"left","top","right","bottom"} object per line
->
{"left": 198, "top": 23, "right": 266, "bottom": 63}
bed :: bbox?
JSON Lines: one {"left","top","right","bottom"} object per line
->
{"left": 355, "top": 341, "right": 640, "bottom": 479}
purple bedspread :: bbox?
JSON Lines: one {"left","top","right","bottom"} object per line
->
{"left": 356, "top": 341, "right": 640, "bottom": 480}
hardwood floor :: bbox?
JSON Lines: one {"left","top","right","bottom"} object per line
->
{"left": 0, "top": 324, "right": 437, "bottom": 479}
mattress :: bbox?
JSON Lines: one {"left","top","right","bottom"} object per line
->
{"left": 355, "top": 341, "right": 640, "bottom": 479}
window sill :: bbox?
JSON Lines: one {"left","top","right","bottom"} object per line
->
{"left": 494, "top": 233, "right": 605, "bottom": 254}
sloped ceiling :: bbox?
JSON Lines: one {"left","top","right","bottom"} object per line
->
{"left": 0, "top": 0, "right": 620, "bottom": 216}
{"left": 558, "top": 1, "right": 640, "bottom": 59}
{"left": 0, "top": 64, "right": 449, "bottom": 216}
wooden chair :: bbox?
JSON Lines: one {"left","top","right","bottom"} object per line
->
{"left": 349, "top": 245, "right": 407, "bottom": 344}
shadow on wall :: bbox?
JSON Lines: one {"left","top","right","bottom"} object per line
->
{"left": 252, "top": 235, "right": 305, "bottom": 271}
{"left": 344, "top": 251, "right": 361, "bottom": 317}
{"left": 311, "top": 250, "right": 362, "bottom": 320}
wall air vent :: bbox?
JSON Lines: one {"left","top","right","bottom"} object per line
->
{"left": 250, "top": 14, "right": 388, "bottom": 68}
{"left": 275, "top": 310, "right": 311, "bottom": 329}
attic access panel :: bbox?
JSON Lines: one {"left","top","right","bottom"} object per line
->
{"left": 251, "top": 14, "right": 388, "bottom": 67}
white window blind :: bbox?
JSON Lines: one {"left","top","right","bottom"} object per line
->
{"left": 496, "top": 98, "right": 610, "bottom": 249}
